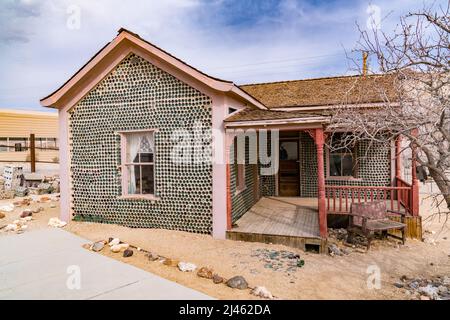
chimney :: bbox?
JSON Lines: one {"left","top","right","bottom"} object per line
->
{"left": 362, "top": 51, "right": 368, "bottom": 76}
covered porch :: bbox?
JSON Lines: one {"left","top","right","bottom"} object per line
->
{"left": 226, "top": 197, "right": 324, "bottom": 251}
{"left": 224, "top": 109, "right": 420, "bottom": 251}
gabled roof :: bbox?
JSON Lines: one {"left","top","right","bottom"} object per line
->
{"left": 41, "top": 28, "right": 267, "bottom": 110}
{"left": 240, "top": 74, "right": 400, "bottom": 109}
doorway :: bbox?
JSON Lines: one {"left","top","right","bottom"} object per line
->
{"left": 278, "top": 138, "right": 300, "bottom": 196}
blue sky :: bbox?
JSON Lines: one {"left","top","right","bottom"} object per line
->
{"left": 0, "top": 0, "right": 444, "bottom": 111}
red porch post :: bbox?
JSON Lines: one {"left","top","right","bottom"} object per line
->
{"left": 411, "top": 129, "right": 420, "bottom": 216}
{"left": 315, "top": 128, "right": 327, "bottom": 237}
{"left": 395, "top": 135, "right": 402, "bottom": 180}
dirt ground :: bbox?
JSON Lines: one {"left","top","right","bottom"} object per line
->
{"left": 1, "top": 195, "right": 449, "bottom": 300}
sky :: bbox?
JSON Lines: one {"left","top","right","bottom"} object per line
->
{"left": 0, "top": 0, "right": 445, "bottom": 111}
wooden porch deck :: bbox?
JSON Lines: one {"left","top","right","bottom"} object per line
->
{"left": 226, "top": 197, "right": 326, "bottom": 252}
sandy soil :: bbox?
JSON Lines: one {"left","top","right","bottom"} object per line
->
{"left": 1, "top": 195, "right": 449, "bottom": 300}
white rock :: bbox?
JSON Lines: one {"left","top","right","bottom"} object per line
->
{"left": 0, "top": 204, "right": 15, "bottom": 212}
{"left": 110, "top": 243, "right": 129, "bottom": 253}
{"left": 178, "top": 262, "right": 197, "bottom": 272}
{"left": 21, "top": 216, "right": 32, "bottom": 222}
{"left": 251, "top": 286, "right": 274, "bottom": 299}
{"left": 419, "top": 285, "right": 439, "bottom": 299}
{"left": 5, "top": 224, "right": 18, "bottom": 232}
{"left": 110, "top": 244, "right": 122, "bottom": 253}
{"left": 48, "top": 217, "right": 67, "bottom": 228}
{"left": 109, "top": 238, "right": 120, "bottom": 246}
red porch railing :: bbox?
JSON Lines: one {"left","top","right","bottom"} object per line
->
{"left": 325, "top": 183, "right": 413, "bottom": 215}
{"left": 395, "top": 178, "right": 413, "bottom": 213}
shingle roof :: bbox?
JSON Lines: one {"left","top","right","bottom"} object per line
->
{"left": 239, "top": 74, "right": 400, "bottom": 109}
{"left": 225, "top": 108, "right": 326, "bottom": 122}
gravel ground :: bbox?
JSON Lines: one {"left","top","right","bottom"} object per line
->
{"left": 1, "top": 195, "right": 449, "bottom": 300}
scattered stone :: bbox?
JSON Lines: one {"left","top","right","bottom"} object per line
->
{"left": 341, "top": 248, "right": 352, "bottom": 255}
{"left": 328, "top": 243, "right": 342, "bottom": 256}
{"left": 394, "top": 282, "right": 404, "bottom": 288}
{"left": 251, "top": 286, "right": 273, "bottom": 299}
{"left": 5, "top": 224, "right": 18, "bottom": 232}
{"left": 0, "top": 204, "right": 14, "bottom": 212}
{"left": 419, "top": 285, "right": 439, "bottom": 300}
{"left": 48, "top": 217, "right": 66, "bottom": 228}
{"left": 226, "top": 276, "right": 248, "bottom": 290}
{"left": 146, "top": 252, "right": 159, "bottom": 261}
{"left": 178, "top": 262, "right": 197, "bottom": 272}
{"left": 110, "top": 243, "right": 129, "bottom": 253}
{"left": 123, "top": 249, "right": 133, "bottom": 257}
{"left": 108, "top": 237, "right": 114, "bottom": 244}
{"left": 82, "top": 243, "right": 91, "bottom": 250}
{"left": 400, "top": 275, "right": 409, "bottom": 282}
{"left": 50, "top": 203, "right": 56, "bottom": 208}
{"left": 197, "top": 267, "right": 214, "bottom": 279}
{"left": 438, "top": 285, "right": 448, "bottom": 294}
{"left": 39, "top": 196, "right": 51, "bottom": 203}
{"left": 163, "top": 258, "right": 180, "bottom": 267}
{"left": 20, "top": 209, "right": 33, "bottom": 218}
{"left": 212, "top": 274, "right": 224, "bottom": 284}
{"left": 91, "top": 241, "right": 105, "bottom": 252}
{"left": 21, "top": 216, "right": 32, "bottom": 222}
{"left": 0, "top": 212, "right": 4, "bottom": 219}
{"left": 32, "top": 207, "right": 42, "bottom": 214}
{"left": 108, "top": 238, "right": 120, "bottom": 246}
{"left": 443, "top": 276, "right": 450, "bottom": 285}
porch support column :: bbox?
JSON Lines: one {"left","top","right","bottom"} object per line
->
{"left": 315, "top": 128, "right": 327, "bottom": 237}
{"left": 225, "top": 132, "right": 235, "bottom": 230}
{"left": 395, "top": 135, "right": 402, "bottom": 180}
{"left": 411, "top": 129, "right": 420, "bottom": 216}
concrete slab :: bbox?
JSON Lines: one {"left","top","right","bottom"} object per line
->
{"left": 0, "top": 228, "right": 212, "bottom": 300}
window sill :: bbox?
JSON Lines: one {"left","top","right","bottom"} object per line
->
{"left": 118, "top": 195, "right": 160, "bottom": 201}
{"left": 326, "top": 177, "right": 362, "bottom": 182}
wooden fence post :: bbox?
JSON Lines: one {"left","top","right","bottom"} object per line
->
{"left": 30, "top": 133, "right": 36, "bottom": 173}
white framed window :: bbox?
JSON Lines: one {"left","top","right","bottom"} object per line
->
{"left": 119, "top": 130, "right": 156, "bottom": 199}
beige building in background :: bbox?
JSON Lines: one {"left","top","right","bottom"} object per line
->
{"left": 0, "top": 109, "right": 58, "bottom": 163}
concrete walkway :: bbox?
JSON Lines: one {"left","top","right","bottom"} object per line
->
{"left": 0, "top": 228, "right": 211, "bottom": 300}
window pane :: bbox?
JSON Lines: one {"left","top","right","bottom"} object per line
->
{"left": 127, "top": 165, "right": 141, "bottom": 194}
{"left": 342, "top": 155, "right": 354, "bottom": 176}
{"left": 47, "top": 138, "right": 57, "bottom": 149}
{"left": 126, "top": 132, "right": 154, "bottom": 163}
{"left": 139, "top": 152, "right": 154, "bottom": 163}
{"left": 0, "top": 138, "right": 7, "bottom": 152}
{"left": 141, "top": 165, "right": 154, "bottom": 194}
{"left": 9, "top": 138, "right": 27, "bottom": 152}
{"left": 329, "top": 154, "right": 342, "bottom": 176}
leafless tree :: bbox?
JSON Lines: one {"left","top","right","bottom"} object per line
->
{"left": 329, "top": 3, "right": 449, "bottom": 213}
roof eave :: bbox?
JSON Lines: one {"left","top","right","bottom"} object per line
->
{"left": 40, "top": 29, "right": 267, "bottom": 110}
